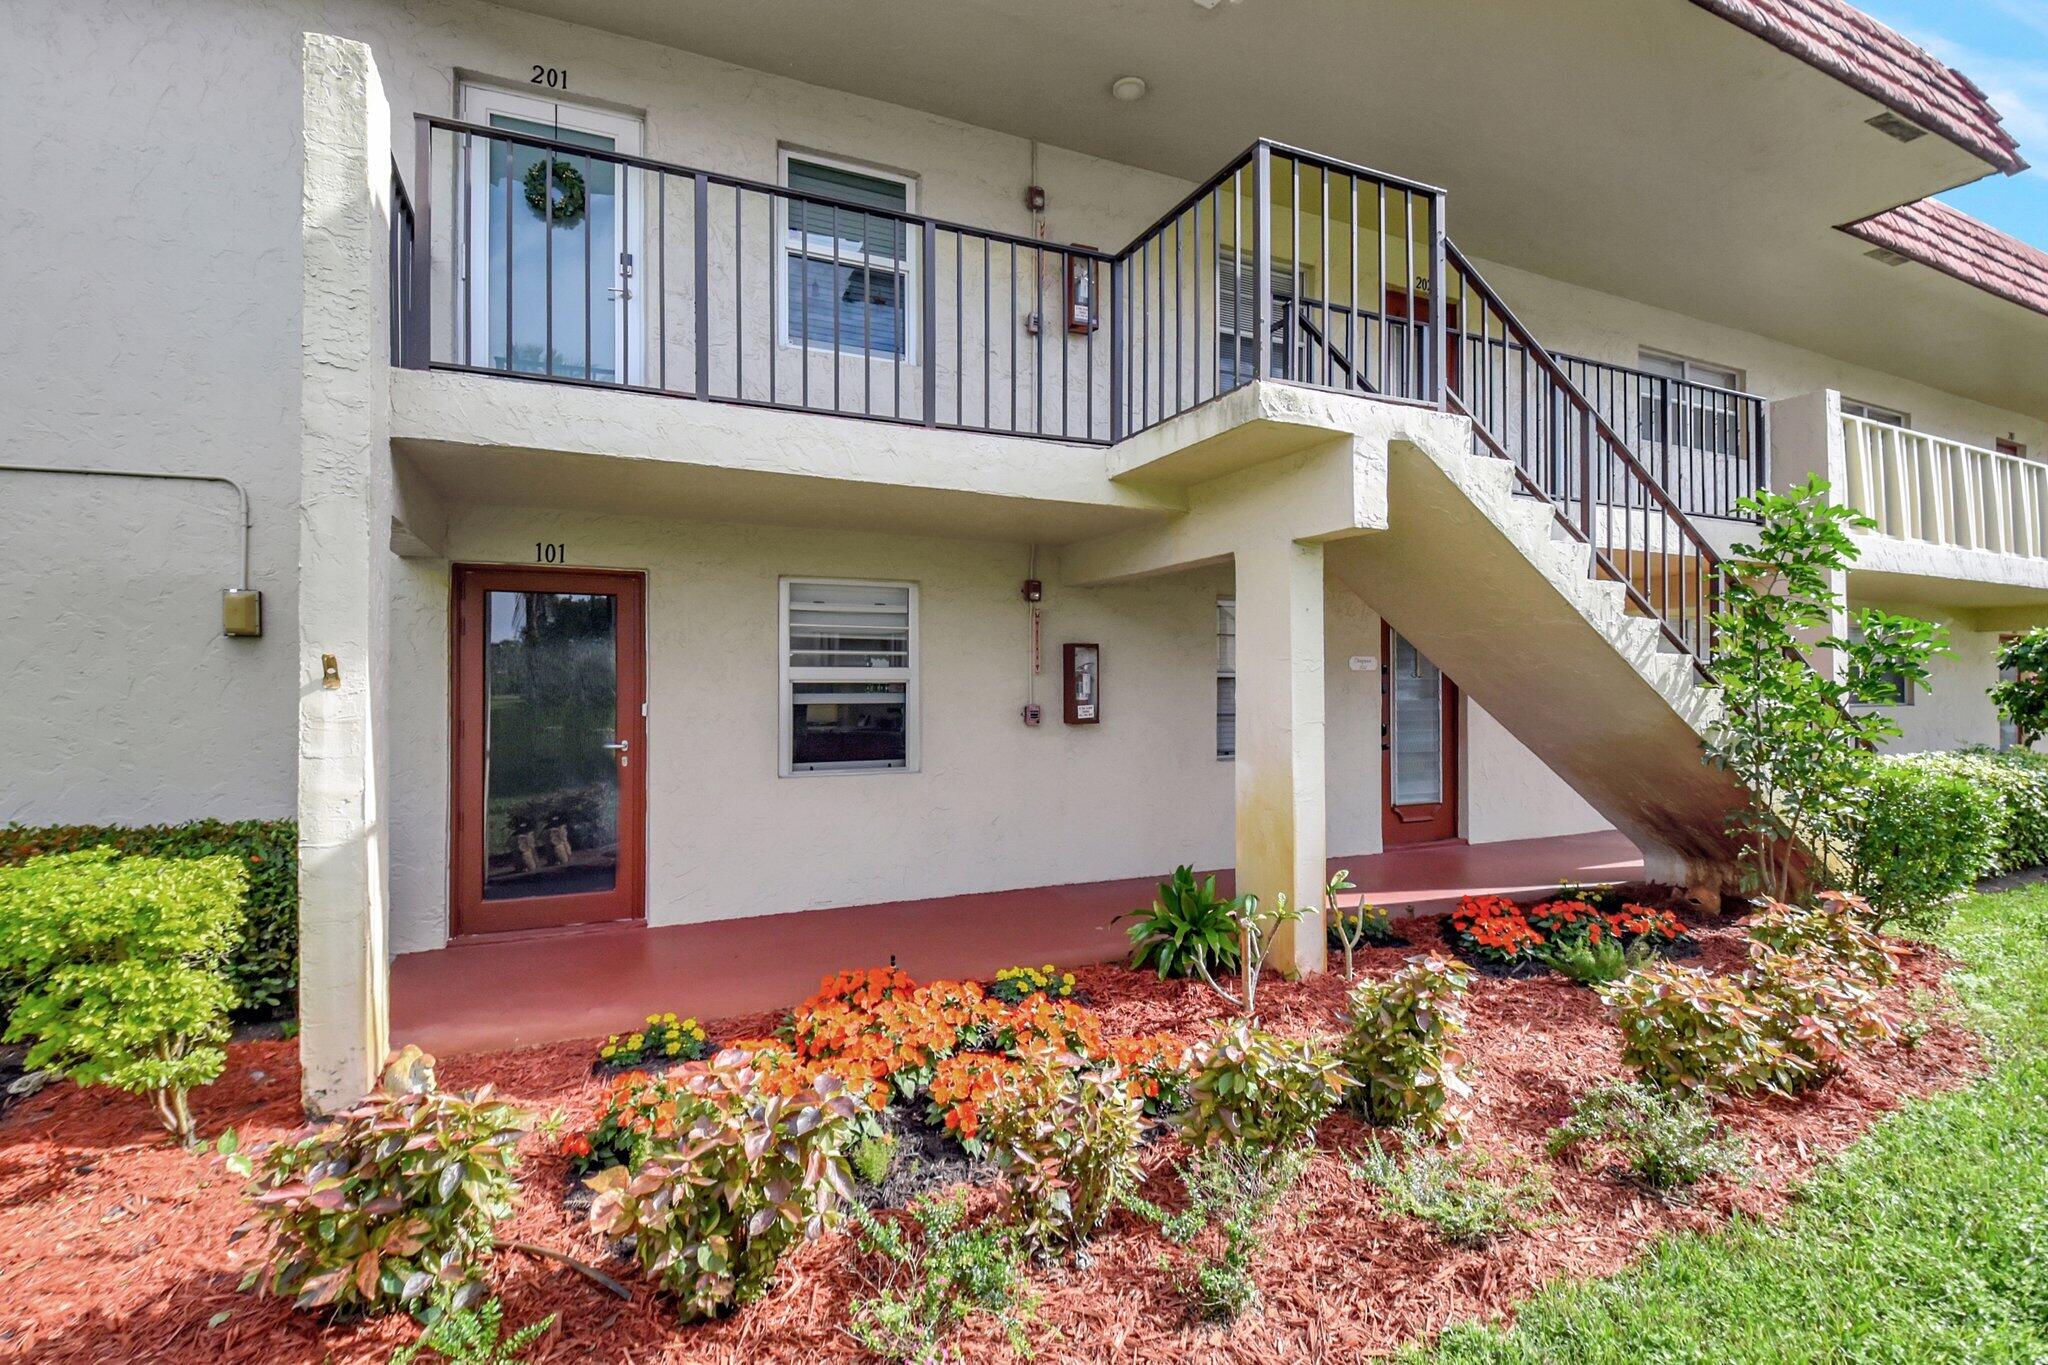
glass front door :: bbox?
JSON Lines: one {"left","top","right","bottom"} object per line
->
{"left": 1382, "top": 625, "right": 1460, "bottom": 845}
{"left": 453, "top": 566, "right": 645, "bottom": 935}
{"left": 459, "top": 86, "right": 645, "bottom": 385}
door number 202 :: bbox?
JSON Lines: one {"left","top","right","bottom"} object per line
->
{"left": 531, "top": 66, "right": 569, "bottom": 90}
{"left": 535, "top": 542, "right": 567, "bottom": 564}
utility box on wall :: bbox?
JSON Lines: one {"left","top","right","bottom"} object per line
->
{"left": 1063, "top": 642, "right": 1100, "bottom": 724}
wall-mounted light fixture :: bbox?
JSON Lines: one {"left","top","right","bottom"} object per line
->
{"left": 1111, "top": 76, "right": 1148, "bottom": 103}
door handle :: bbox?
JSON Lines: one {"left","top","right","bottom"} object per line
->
{"left": 603, "top": 739, "right": 630, "bottom": 767}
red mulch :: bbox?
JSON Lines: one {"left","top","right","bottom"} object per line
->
{"left": 0, "top": 914, "right": 1980, "bottom": 1364}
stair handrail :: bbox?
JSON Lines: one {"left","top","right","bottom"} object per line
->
{"left": 1443, "top": 241, "right": 1725, "bottom": 673}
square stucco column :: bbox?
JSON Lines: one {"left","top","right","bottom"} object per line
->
{"left": 1233, "top": 538, "right": 1328, "bottom": 977}
{"left": 1771, "top": 390, "right": 1850, "bottom": 679}
{"left": 297, "top": 33, "right": 394, "bottom": 1112}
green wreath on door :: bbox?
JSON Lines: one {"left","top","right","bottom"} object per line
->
{"left": 523, "top": 157, "right": 588, "bottom": 228}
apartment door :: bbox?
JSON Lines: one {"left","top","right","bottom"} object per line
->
{"left": 1381, "top": 624, "right": 1460, "bottom": 845}
{"left": 459, "top": 84, "right": 646, "bottom": 384}
{"left": 451, "top": 566, "right": 646, "bottom": 936}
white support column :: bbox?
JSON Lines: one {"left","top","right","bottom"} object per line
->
{"left": 297, "top": 33, "right": 395, "bottom": 1112}
{"left": 1233, "top": 537, "right": 1328, "bottom": 977}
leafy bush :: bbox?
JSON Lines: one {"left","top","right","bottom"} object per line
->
{"left": 978, "top": 1047, "right": 1145, "bottom": 1253}
{"left": 1745, "top": 948, "right": 1896, "bottom": 1086}
{"left": 1539, "top": 932, "right": 1652, "bottom": 986}
{"left": 391, "top": 1296, "right": 556, "bottom": 1364}
{"left": 1599, "top": 961, "right": 1788, "bottom": 1096}
{"left": 1118, "top": 865, "right": 1242, "bottom": 982}
{"left": 587, "top": 1050, "right": 860, "bottom": 1321}
{"left": 988, "top": 963, "right": 1079, "bottom": 1004}
{"left": 1348, "top": 1140, "right": 1552, "bottom": 1247}
{"left": 1337, "top": 954, "right": 1475, "bottom": 1141}
{"left": 1741, "top": 894, "right": 1896, "bottom": 987}
{"left": 596, "top": 1011, "right": 709, "bottom": 1069}
{"left": 0, "top": 819, "right": 297, "bottom": 1020}
{"left": 1179, "top": 1019, "right": 1350, "bottom": 1164}
{"left": 849, "top": 1131, "right": 899, "bottom": 1187}
{"left": 1545, "top": 1080, "right": 1745, "bottom": 1191}
{"left": 240, "top": 1051, "right": 528, "bottom": 1314}
{"left": 1864, "top": 749, "right": 2048, "bottom": 885}
{"left": 0, "top": 847, "right": 244, "bottom": 1144}
{"left": 1149, "top": 1140, "right": 1311, "bottom": 1321}
{"left": 846, "top": 1194, "right": 1037, "bottom": 1362}
{"left": 1851, "top": 759, "right": 2001, "bottom": 929}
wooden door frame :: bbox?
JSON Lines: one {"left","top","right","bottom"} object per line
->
{"left": 1380, "top": 622, "right": 1461, "bottom": 845}
{"left": 449, "top": 563, "right": 647, "bottom": 938}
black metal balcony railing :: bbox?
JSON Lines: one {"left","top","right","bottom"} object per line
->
{"left": 397, "top": 120, "right": 1446, "bottom": 446}
{"left": 392, "top": 120, "right": 1752, "bottom": 674}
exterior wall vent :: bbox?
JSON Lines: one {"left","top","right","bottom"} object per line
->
{"left": 1863, "top": 246, "right": 1911, "bottom": 267}
{"left": 1866, "top": 111, "right": 1928, "bottom": 143}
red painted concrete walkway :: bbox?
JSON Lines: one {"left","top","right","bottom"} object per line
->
{"left": 390, "top": 830, "right": 1642, "bottom": 1056}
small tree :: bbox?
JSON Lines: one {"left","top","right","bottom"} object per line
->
{"left": 0, "top": 848, "right": 243, "bottom": 1144}
{"left": 1991, "top": 628, "right": 2048, "bottom": 750}
{"left": 1192, "top": 891, "right": 1312, "bottom": 1019}
{"left": 1704, "top": 476, "right": 1947, "bottom": 900}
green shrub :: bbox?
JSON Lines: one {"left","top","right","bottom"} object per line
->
{"left": 1990, "top": 628, "right": 2048, "bottom": 749}
{"left": 1877, "top": 749, "right": 2048, "bottom": 878}
{"left": 1117, "top": 865, "right": 1242, "bottom": 982}
{"left": 0, "top": 819, "right": 297, "bottom": 1020}
{"left": 1741, "top": 894, "right": 1896, "bottom": 986}
{"left": 850, "top": 1131, "right": 899, "bottom": 1187}
{"left": 1745, "top": 948, "right": 1896, "bottom": 1087}
{"left": 587, "top": 1051, "right": 860, "bottom": 1321}
{"left": 979, "top": 1048, "right": 1145, "bottom": 1254}
{"left": 1598, "top": 960, "right": 1789, "bottom": 1097}
{"left": 1179, "top": 1019, "right": 1350, "bottom": 1165}
{"left": 1337, "top": 954, "right": 1475, "bottom": 1141}
{"left": 0, "top": 847, "right": 244, "bottom": 1144}
{"left": 1149, "top": 1140, "right": 1311, "bottom": 1321}
{"left": 1348, "top": 1140, "right": 1553, "bottom": 1247}
{"left": 1539, "top": 932, "right": 1652, "bottom": 986}
{"left": 1545, "top": 1080, "right": 1745, "bottom": 1191}
{"left": 240, "top": 1051, "right": 528, "bottom": 1315}
{"left": 392, "top": 1296, "right": 556, "bottom": 1364}
{"left": 1851, "top": 759, "right": 2001, "bottom": 928}
{"left": 846, "top": 1194, "right": 1037, "bottom": 1362}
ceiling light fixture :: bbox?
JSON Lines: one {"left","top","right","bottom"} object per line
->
{"left": 1111, "top": 76, "right": 1148, "bottom": 102}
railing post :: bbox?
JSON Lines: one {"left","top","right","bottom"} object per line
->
{"left": 1755, "top": 400, "right": 1771, "bottom": 498}
{"left": 921, "top": 219, "right": 938, "bottom": 427}
{"left": 1429, "top": 191, "right": 1447, "bottom": 409}
{"left": 1108, "top": 257, "right": 1124, "bottom": 441}
{"left": 1578, "top": 404, "right": 1594, "bottom": 535}
{"left": 693, "top": 171, "right": 710, "bottom": 401}
{"left": 1252, "top": 144, "right": 1274, "bottom": 382}
{"left": 408, "top": 114, "right": 433, "bottom": 370}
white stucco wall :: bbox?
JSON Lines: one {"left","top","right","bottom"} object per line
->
{"left": 6, "top": 0, "right": 2038, "bottom": 858}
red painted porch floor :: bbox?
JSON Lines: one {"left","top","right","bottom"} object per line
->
{"left": 391, "top": 829, "right": 1642, "bottom": 1056}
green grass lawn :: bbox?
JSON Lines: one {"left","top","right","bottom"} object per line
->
{"left": 1412, "top": 884, "right": 2048, "bottom": 1365}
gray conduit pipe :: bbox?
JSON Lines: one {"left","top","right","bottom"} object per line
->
{"left": 0, "top": 463, "right": 252, "bottom": 590}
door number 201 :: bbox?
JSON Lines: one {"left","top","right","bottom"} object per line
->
{"left": 531, "top": 66, "right": 569, "bottom": 89}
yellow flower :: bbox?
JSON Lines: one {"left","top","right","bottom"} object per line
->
{"left": 665, "top": 1041, "right": 681, "bottom": 1055}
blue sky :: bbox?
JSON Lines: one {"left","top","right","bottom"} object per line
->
{"left": 1856, "top": 0, "right": 2048, "bottom": 248}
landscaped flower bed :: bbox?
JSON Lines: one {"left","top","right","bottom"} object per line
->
{"left": 0, "top": 904, "right": 1981, "bottom": 1364}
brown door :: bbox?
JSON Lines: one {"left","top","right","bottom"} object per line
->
{"left": 1381, "top": 623, "right": 1460, "bottom": 845}
{"left": 451, "top": 565, "right": 646, "bottom": 936}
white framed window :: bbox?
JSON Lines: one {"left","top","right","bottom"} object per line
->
{"left": 1215, "top": 598, "right": 1236, "bottom": 760}
{"left": 779, "top": 578, "right": 918, "bottom": 774}
{"left": 457, "top": 83, "right": 647, "bottom": 384}
{"left": 1638, "top": 348, "right": 1745, "bottom": 454}
{"left": 1217, "top": 258, "right": 1304, "bottom": 388}
{"left": 1841, "top": 397, "right": 1909, "bottom": 427}
{"left": 779, "top": 150, "right": 917, "bottom": 358}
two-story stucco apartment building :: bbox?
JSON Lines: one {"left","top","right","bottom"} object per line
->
{"left": 4, "top": 0, "right": 2046, "bottom": 1108}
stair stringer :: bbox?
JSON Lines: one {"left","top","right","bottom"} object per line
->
{"left": 1324, "top": 422, "right": 1753, "bottom": 891}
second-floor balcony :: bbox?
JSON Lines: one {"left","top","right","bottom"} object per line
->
{"left": 392, "top": 117, "right": 1769, "bottom": 535}
{"left": 1841, "top": 411, "right": 2048, "bottom": 561}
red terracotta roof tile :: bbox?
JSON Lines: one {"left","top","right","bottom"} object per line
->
{"left": 1842, "top": 198, "right": 2048, "bottom": 318}
{"left": 1690, "top": 0, "right": 2027, "bottom": 174}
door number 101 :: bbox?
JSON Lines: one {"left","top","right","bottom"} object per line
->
{"left": 535, "top": 542, "right": 567, "bottom": 564}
